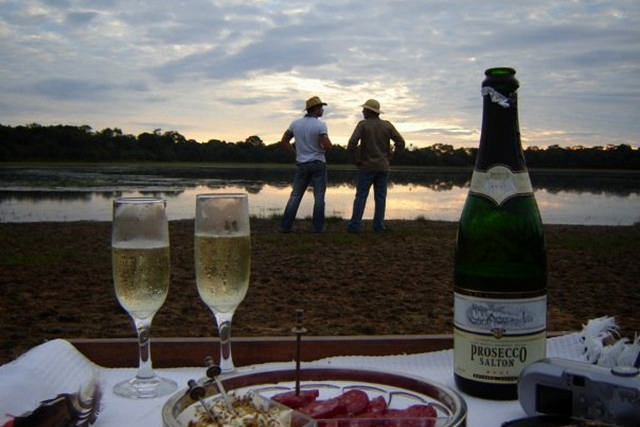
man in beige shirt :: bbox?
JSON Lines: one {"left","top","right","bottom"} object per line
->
{"left": 346, "top": 99, "right": 405, "bottom": 233}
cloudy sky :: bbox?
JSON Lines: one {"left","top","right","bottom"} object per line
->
{"left": 1, "top": 0, "right": 639, "bottom": 149}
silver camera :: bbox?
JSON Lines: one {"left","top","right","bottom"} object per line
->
{"left": 518, "top": 358, "right": 640, "bottom": 426}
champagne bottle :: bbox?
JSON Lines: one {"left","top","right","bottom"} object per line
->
{"left": 453, "top": 67, "right": 547, "bottom": 400}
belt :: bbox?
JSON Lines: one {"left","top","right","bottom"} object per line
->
{"left": 297, "top": 160, "right": 325, "bottom": 165}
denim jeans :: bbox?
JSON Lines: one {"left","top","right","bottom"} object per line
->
{"left": 348, "top": 170, "right": 389, "bottom": 232}
{"left": 280, "top": 160, "right": 327, "bottom": 232}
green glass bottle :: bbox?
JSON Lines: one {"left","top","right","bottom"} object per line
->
{"left": 453, "top": 67, "right": 547, "bottom": 400}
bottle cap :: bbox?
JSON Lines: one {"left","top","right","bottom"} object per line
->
{"left": 485, "top": 67, "right": 516, "bottom": 76}
{"left": 483, "top": 67, "right": 519, "bottom": 95}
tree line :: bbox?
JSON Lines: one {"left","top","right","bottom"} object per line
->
{"left": 1, "top": 123, "right": 638, "bottom": 169}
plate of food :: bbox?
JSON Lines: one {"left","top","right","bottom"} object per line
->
{"left": 162, "top": 366, "right": 467, "bottom": 427}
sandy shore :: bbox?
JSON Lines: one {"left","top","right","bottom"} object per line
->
{"left": 1, "top": 218, "right": 639, "bottom": 365}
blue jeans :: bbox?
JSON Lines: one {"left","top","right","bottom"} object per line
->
{"left": 348, "top": 170, "right": 389, "bottom": 232}
{"left": 281, "top": 161, "right": 327, "bottom": 232}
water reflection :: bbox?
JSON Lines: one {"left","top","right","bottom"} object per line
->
{"left": 2, "top": 164, "right": 638, "bottom": 194}
{"left": 0, "top": 165, "right": 638, "bottom": 225}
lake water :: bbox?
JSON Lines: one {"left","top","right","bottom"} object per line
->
{"left": 1, "top": 164, "right": 639, "bottom": 225}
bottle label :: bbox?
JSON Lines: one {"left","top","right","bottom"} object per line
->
{"left": 469, "top": 165, "right": 533, "bottom": 205}
{"left": 454, "top": 329, "right": 546, "bottom": 385}
{"left": 454, "top": 293, "right": 547, "bottom": 385}
{"left": 454, "top": 293, "right": 547, "bottom": 334}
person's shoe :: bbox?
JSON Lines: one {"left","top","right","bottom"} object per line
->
{"left": 347, "top": 227, "right": 360, "bottom": 234}
{"left": 279, "top": 228, "right": 292, "bottom": 233}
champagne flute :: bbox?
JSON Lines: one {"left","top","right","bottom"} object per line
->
{"left": 111, "top": 197, "right": 177, "bottom": 399}
{"left": 195, "top": 193, "right": 251, "bottom": 373}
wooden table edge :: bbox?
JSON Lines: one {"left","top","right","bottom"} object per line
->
{"left": 68, "top": 332, "right": 572, "bottom": 368}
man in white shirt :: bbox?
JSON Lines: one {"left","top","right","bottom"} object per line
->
{"left": 279, "top": 96, "right": 332, "bottom": 233}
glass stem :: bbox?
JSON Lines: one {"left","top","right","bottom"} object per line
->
{"left": 134, "top": 316, "right": 155, "bottom": 380}
{"left": 214, "top": 311, "right": 235, "bottom": 372}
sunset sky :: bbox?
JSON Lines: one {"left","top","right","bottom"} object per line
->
{"left": 1, "top": 0, "right": 639, "bottom": 149}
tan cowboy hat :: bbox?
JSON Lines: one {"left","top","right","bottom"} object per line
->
{"left": 362, "top": 99, "right": 382, "bottom": 114}
{"left": 305, "top": 96, "right": 327, "bottom": 110}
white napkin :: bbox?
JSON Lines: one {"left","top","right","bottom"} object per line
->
{"left": 0, "top": 334, "right": 586, "bottom": 427}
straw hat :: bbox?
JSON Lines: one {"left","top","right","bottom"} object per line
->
{"left": 305, "top": 96, "right": 327, "bottom": 110}
{"left": 362, "top": 99, "right": 382, "bottom": 114}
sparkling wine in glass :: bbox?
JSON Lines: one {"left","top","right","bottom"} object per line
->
{"left": 111, "top": 197, "right": 177, "bottom": 399}
{"left": 195, "top": 193, "right": 251, "bottom": 373}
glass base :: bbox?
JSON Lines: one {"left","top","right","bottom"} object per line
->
{"left": 113, "top": 375, "right": 177, "bottom": 399}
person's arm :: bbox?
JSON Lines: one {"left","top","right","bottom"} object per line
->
{"left": 347, "top": 123, "right": 363, "bottom": 166}
{"left": 389, "top": 123, "right": 405, "bottom": 162}
{"left": 319, "top": 134, "right": 332, "bottom": 151}
{"left": 280, "top": 129, "right": 296, "bottom": 158}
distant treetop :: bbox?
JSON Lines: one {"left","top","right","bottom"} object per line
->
{"left": 0, "top": 123, "right": 638, "bottom": 169}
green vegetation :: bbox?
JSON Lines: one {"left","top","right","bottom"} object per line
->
{"left": 554, "top": 226, "right": 640, "bottom": 256}
{"left": 1, "top": 123, "right": 639, "bottom": 169}
{"left": 0, "top": 230, "right": 75, "bottom": 267}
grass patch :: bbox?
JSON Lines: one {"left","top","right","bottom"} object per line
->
{"left": 0, "top": 249, "right": 70, "bottom": 267}
{"left": 549, "top": 226, "right": 639, "bottom": 256}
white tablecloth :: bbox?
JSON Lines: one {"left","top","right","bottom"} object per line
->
{"left": 0, "top": 334, "right": 586, "bottom": 427}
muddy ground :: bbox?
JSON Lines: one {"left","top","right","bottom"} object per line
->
{"left": 1, "top": 219, "right": 639, "bottom": 365}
